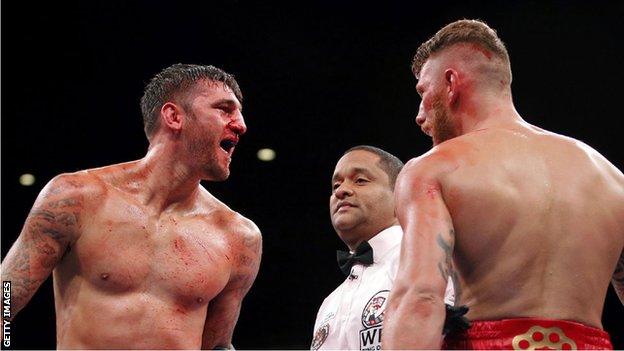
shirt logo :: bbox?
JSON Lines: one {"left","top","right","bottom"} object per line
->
{"left": 359, "top": 290, "right": 389, "bottom": 350}
{"left": 311, "top": 323, "right": 329, "bottom": 350}
{"left": 361, "top": 290, "right": 389, "bottom": 328}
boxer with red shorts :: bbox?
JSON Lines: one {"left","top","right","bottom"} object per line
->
{"left": 383, "top": 19, "right": 624, "bottom": 349}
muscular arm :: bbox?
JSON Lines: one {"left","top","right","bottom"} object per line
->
{"left": 0, "top": 174, "right": 84, "bottom": 318}
{"left": 613, "top": 250, "right": 624, "bottom": 305}
{"left": 201, "top": 222, "right": 262, "bottom": 349}
{"left": 383, "top": 157, "right": 455, "bottom": 349}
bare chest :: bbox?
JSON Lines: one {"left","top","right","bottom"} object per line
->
{"left": 67, "top": 198, "right": 233, "bottom": 305}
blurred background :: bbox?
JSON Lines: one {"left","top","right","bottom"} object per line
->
{"left": 2, "top": 0, "right": 623, "bottom": 349}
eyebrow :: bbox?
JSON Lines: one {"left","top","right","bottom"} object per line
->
{"left": 213, "top": 98, "right": 243, "bottom": 112}
{"left": 332, "top": 167, "right": 375, "bottom": 183}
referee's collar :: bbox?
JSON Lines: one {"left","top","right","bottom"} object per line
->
{"left": 367, "top": 225, "right": 402, "bottom": 263}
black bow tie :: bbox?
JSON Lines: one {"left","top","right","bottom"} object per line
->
{"left": 336, "top": 241, "right": 374, "bottom": 276}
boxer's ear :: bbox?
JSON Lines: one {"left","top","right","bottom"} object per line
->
{"left": 445, "top": 69, "right": 459, "bottom": 106}
{"left": 161, "top": 102, "right": 184, "bottom": 132}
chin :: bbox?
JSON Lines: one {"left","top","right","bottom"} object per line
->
{"left": 202, "top": 167, "right": 230, "bottom": 182}
{"left": 332, "top": 217, "right": 359, "bottom": 233}
{"left": 214, "top": 171, "right": 230, "bottom": 181}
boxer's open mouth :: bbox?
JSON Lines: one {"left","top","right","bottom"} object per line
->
{"left": 220, "top": 139, "right": 237, "bottom": 153}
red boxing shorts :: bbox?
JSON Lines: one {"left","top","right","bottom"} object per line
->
{"left": 443, "top": 318, "right": 613, "bottom": 350}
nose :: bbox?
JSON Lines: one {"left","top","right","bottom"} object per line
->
{"left": 415, "top": 103, "right": 425, "bottom": 126}
{"left": 415, "top": 113, "right": 425, "bottom": 126}
{"left": 334, "top": 183, "right": 353, "bottom": 199}
{"left": 229, "top": 113, "right": 247, "bottom": 135}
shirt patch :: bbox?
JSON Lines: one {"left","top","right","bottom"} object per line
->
{"left": 361, "top": 290, "right": 389, "bottom": 328}
{"left": 359, "top": 290, "right": 389, "bottom": 350}
{"left": 311, "top": 323, "right": 329, "bottom": 350}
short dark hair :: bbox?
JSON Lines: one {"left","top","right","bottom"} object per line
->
{"left": 412, "top": 19, "right": 510, "bottom": 80}
{"left": 140, "top": 63, "right": 243, "bottom": 139}
{"left": 343, "top": 145, "right": 404, "bottom": 189}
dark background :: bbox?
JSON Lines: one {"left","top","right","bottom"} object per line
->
{"left": 2, "top": 0, "right": 623, "bottom": 349}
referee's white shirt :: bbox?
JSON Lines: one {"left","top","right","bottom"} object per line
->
{"left": 310, "top": 225, "right": 455, "bottom": 350}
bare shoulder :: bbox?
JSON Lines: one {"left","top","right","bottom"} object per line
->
{"left": 41, "top": 170, "right": 107, "bottom": 201}
{"left": 34, "top": 170, "right": 108, "bottom": 220}
{"left": 535, "top": 128, "right": 624, "bottom": 182}
{"left": 569, "top": 137, "right": 624, "bottom": 180}
{"left": 202, "top": 194, "right": 262, "bottom": 291}
{"left": 399, "top": 140, "right": 466, "bottom": 187}
{"left": 21, "top": 170, "right": 108, "bottom": 248}
{"left": 228, "top": 208, "right": 261, "bottom": 237}
{"left": 226, "top": 210, "right": 262, "bottom": 254}
{"left": 198, "top": 188, "right": 262, "bottom": 252}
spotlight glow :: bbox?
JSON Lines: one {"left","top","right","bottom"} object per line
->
{"left": 257, "top": 148, "right": 276, "bottom": 161}
{"left": 20, "top": 173, "right": 36, "bottom": 186}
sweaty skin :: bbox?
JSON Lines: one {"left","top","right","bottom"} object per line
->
{"left": 1, "top": 80, "right": 262, "bottom": 349}
{"left": 384, "top": 44, "right": 624, "bottom": 349}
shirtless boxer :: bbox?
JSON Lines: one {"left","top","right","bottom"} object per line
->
{"left": 383, "top": 20, "right": 624, "bottom": 349}
{"left": 0, "top": 64, "right": 262, "bottom": 349}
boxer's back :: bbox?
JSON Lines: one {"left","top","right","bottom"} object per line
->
{"left": 440, "top": 123, "right": 624, "bottom": 328}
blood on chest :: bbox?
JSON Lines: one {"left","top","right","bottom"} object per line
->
{"left": 76, "top": 217, "right": 153, "bottom": 293}
{"left": 152, "top": 228, "right": 231, "bottom": 306}
{"left": 76, "top": 209, "right": 232, "bottom": 306}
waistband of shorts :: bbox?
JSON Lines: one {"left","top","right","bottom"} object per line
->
{"left": 460, "top": 318, "right": 610, "bottom": 339}
{"left": 443, "top": 317, "right": 612, "bottom": 350}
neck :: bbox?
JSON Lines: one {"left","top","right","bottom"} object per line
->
{"left": 341, "top": 220, "right": 398, "bottom": 252}
{"left": 134, "top": 141, "right": 202, "bottom": 213}
{"left": 456, "top": 89, "right": 523, "bottom": 135}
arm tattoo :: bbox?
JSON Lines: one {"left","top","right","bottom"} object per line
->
{"left": 436, "top": 229, "right": 462, "bottom": 304}
{"left": 29, "top": 198, "right": 80, "bottom": 244}
{"left": 436, "top": 230, "right": 453, "bottom": 281}
{"left": 4, "top": 192, "right": 82, "bottom": 312}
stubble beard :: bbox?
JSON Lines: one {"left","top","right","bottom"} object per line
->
{"left": 199, "top": 144, "right": 229, "bottom": 181}
{"left": 186, "top": 128, "right": 229, "bottom": 182}
{"left": 431, "top": 95, "right": 457, "bottom": 146}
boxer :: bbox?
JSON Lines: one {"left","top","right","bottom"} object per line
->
{"left": 383, "top": 19, "right": 624, "bottom": 349}
{"left": 1, "top": 64, "right": 262, "bottom": 349}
